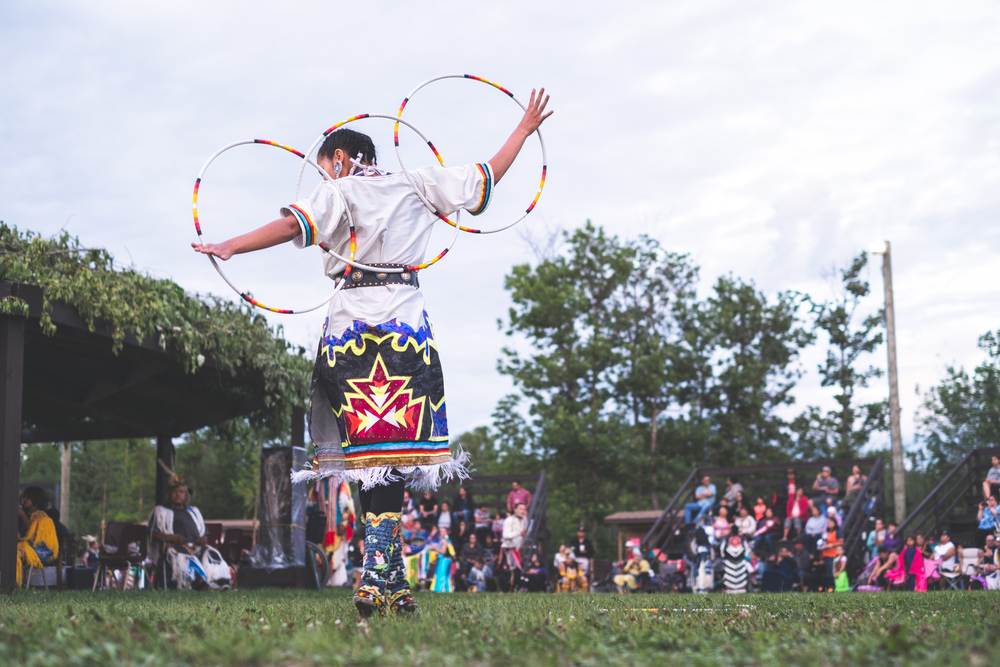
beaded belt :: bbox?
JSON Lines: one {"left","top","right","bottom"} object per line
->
{"left": 342, "top": 263, "right": 420, "bottom": 290}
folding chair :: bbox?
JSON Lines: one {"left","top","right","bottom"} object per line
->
{"left": 940, "top": 563, "right": 963, "bottom": 591}
{"left": 93, "top": 522, "right": 148, "bottom": 590}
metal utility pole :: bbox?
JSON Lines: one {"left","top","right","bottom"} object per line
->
{"left": 870, "top": 240, "right": 906, "bottom": 523}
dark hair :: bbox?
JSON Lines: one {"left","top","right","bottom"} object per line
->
{"left": 318, "top": 129, "right": 377, "bottom": 165}
{"left": 22, "top": 486, "right": 48, "bottom": 509}
{"left": 729, "top": 475, "right": 740, "bottom": 484}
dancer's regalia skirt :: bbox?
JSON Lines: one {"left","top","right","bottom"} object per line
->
{"left": 291, "top": 314, "right": 469, "bottom": 491}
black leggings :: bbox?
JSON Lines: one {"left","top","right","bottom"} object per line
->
{"left": 358, "top": 479, "right": 406, "bottom": 516}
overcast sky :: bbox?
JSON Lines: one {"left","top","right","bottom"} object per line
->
{"left": 2, "top": 1, "right": 998, "bottom": 455}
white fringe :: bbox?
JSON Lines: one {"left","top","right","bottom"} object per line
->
{"left": 289, "top": 446, "right": 472, "bottom": 492}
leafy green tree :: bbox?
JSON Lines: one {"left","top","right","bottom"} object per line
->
{"left": 916, "top": 330, "right": 1000, "bottom": 476}
{"left": 791, "top": 253, "right": 887, "bottom": 459}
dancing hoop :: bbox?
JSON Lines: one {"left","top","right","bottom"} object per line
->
{"left": 192, "top": 139, "right": 351, "bottom": 314}
{"left": 395, "top": 74, "right": 548, "bottom": 234}
{"left": 296, "top": 113, "right": 461, "bottom": 272}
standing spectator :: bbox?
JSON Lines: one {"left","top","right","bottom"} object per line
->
{"left": 429, "top": 527, "right": 456, "bottom": 593}
{"left": 418, "top": 492, "right": 439, "bottom": 531}
{"left": 866, "top": 519, "right": 886, "bottom": 561}
{"left": 501, "top": 503, "right": 528, "bottom": 588}
{"left": 780, "top": 469, "right": 798, "bottom": 519}
{"left": 977, "top": 495, "right": 1000, "bottom": 546}
{"left": 713, "top": 507, "right": 732, "bottom": 540}
{"left": 820, "top": 517, "right": 843, "bottom": 590}
{"left": 793, "top": 542, "right": 821, "bottom": 591}
{"left": 507, "top": 481, "right": 532, "bottom": 514}
{"left": 492, "top": 511, "right": 507, "bottom": 543}
{"left": 572, "top": 525, "right": 595, "bottom": 580}
{"left": 801, "top": 505, "right": 827, "bottom": 554}
{"left": 453, "top": 487, "right": 474, "bottom": 525}
{"left": 80, "top": 536, "right": 100, "bottom": 569}
{"left": 753, "top": 497, "right": 768, "bottom": 521}
{"left": 753, "top": 508, "right": 780, "bottom": 555}
{"left": 481, "top": 534, "right": 498, "bottom": 583}
{"left": 684, "top": 476, "right": 717, "bottom": 524}
{"left": 735, "top": 507, "right": 757, "bottom": 541}
{"left": 832, "top": 545, "right": 850, "bottom": 592}
{"left": 453, "top": 520, "right": 472, "bottom": 556}
{"left": 888, "top": 535, "right": 926, "bottom": 591}
{"left": 783, "top": 487, "right": 809, "bottom": 540}
{"left": 812, "top": 466, "right": 839, "bottom": 506}
{"left": 982, "top": 455, "right": 1000, "bottom": 500}
{"left": 473, "top": 503, "right": 493, "bottom": 543}
{"left": 844, "top": 465, "right": 867, "bottom": 509}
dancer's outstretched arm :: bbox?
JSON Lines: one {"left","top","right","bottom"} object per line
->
{"left": 191, "top": 215, "right": 299, "bottom": 260}
{"left": 488, "top": 88, "right": 552, "bottom": 183}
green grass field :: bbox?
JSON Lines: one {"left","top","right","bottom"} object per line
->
{"left": 1, "top": 588, "right": 999, "bottom": 666}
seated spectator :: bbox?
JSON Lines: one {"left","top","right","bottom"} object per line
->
{"left": 80, "top": 535, "right": 100, "bottom": 569}
{"left": 418, "top": 492, "right": 439, "bottom": 531}
{"left": 983, "top": 455, "right": 1000, "bottom": 501}
{"left": 867, "top": 547, "right": 898, "bottom": 589}
{"left": 933, "top": 530, "right": 958, "bottom": 581}
{"left": 437, "top": 501, "right": 453, "bottom": 533}
{"left": 453, "top": 486, "right": 474, "bottom": 525}
{"left": 761, "top": 546, "right": 800, "bottom": 592}
{"left": 401, "top": 490, "right": 418, "bottom": 521}
{"left": 823, "top": 498, "right": 842, "bottom": 525}
{"left": 401, "top": 513, "right": 427, "bottom": 555}
{"left": 783, "top": 487, "right": 809, "bottom": 540}
{"left": 883, "top": 523, "right": 900, "bottom": 552}
{"left": 793, "top": 541, "right": 822, "bottom": 591}
{"left": 684, "top": 476, "right": 717, "bottom": 524}
{"left": 977, "top": 495, "right": 1000, "bottom": 547}
{"left": 520, "top": 552, "right": 549, "bottom": 592}
{"left": 832, "top": 545, "right": 849, "bottom": 592}
{"left": 888, "top": 535, "right": 926, "bottom": 591}
{"left": 613, "top": 548, "right": 651, "bottom": 593}
{"left": 558, "top": 554, "right": 587, "bottom": 592}
{"left": 719, "top": 476, "right": 743, "bottom": 511}
{"left": 735, "top": 507, "right": 756, "bottom": 541}
{"left": 453, "top": 519, "right": 471, "bottom": 556}
{"left": 473, "top": 503, "right": 493, "bottom": 542}
{"left": 481, "top": 534, "right": 498, "bottom": 585}
{"left": 507, "top": 481, "right": 532, "bottom": 514}
{"left": 492, "top": 511, "right": 507, "bottom": 543}
{"left": 753, "top": 497, "right": 768, "bottom": 522}
{"left": 16, "top": 487, "right": 59, "bottom": 586}
{"left": 915, "top": 533, "right": 931, "bottom": 560}
{"left": 866, "top": 519, "right": 886, "bottom": 561}
{"left": 460, "top": 532, "right": 484, "bottom": 567}
{"left": 713, "top": 507, "right": 732, "bottom": 541}
{"left": 572, "top": 525, "right": 595, "bottom": 579}
{"left": 149, "top": 480, "right": 229, "bottom": 589}
{"left": 800, "top": 505, "right": 827, "bottom": 554}
{"left": 753, "top": 508, "right": 781, "bottom": 555}
{"left": 465, "top": 560, "right": 487, "bottom": 592}
{"left": 812, "top": 466, "right": 839, "bottom": 505}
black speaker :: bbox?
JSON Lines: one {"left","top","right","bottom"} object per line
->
{"left": 258, "top": 446, "right": 307, "bottom": 566}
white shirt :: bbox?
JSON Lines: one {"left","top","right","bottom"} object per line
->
{"left": 934, "top": 541, "right": 957, "bottom": 570}
{"left": 282, "top": 163, "right": 494, "bottom": 337}
{"left": 502, "top": 514, "right": 526, "bottom": 550}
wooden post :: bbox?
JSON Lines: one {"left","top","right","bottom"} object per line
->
{"left": 60, "top": 443, "right": 71, "bottom": 527}
{"left": 0, "top": 282, "right": 41, "bottom": 593}
{"left": 0, "top": 315, "right": 26, "bottom": 593}
{"left": 155, "top": 434, "right": 176, "bottom": 507}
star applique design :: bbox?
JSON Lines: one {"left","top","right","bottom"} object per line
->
{"left": 340, "top": 354, "right": 425, "bottom": 444}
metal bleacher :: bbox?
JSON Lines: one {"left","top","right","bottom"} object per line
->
{"left": 898, "top": 447, "right": 1000, "bottom": 548}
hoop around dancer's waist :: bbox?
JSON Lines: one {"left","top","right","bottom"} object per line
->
{"left": 342, "top": 263, "right": 419, "bottom": 290}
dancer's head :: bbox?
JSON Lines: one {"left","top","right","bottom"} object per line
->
{"left": 318, "top": 129, "right": 376, "bottom": 178}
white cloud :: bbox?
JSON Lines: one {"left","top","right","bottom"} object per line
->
{"left": 2, "top": 0, "right": 999, "bottom": 450}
